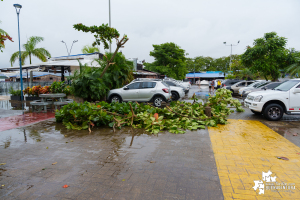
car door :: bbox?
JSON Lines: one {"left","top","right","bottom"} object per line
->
{"left": 139, "top": 82, "right": 157, "bottom": 101}
{"left": 289, "top": 83, "right": 300, "bottom": 112}
{"left": 121, "top": 82, "right": 140, "bottom": 101}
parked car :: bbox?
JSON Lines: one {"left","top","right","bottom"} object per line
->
{"left": 200, "top": 80, "right": 209, "bottom": 85}
{"left": 163, "top": 79, "right": 189, "bottom": 94}
{"left": 225, "top": 80, "right": 255, "bottom": 95}
{"left": 107, "top": 79, "right": 171, "bottom": 107}
{"left": 165, "top": 78, "right": 191, "bottom": 90}
{"left": 163, "top": 82, "right": 185, "bottom": 101}
{"left": 238, "top": 81, "right": 267, "bottom": 95}
{"left": 244, "top": 79, "right": 300, "bottom": 121}
{"left": 242, "top": 82, "right": 282, "bottom": 98}
{"left": 221, "top": 79, "right": 241, "bottom": 88}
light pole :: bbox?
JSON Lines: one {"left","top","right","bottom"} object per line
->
{"left": 13, "top": 3, "right": 24, "bottom": 107}
{"left": 109, "top": 0, "right": 111, "bottom": 53}
{"left": 223, "top": 40, "right": 240, "bottom": 71}
{"left": 61, "top": 40, "right": 78, "bottom": 56}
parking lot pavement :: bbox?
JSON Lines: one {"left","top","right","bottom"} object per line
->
{"left": 0, "top": 120, "right": 223, "bottom": 200}
{"left": 209, "top": 119, "right": 300, "bottom": 199}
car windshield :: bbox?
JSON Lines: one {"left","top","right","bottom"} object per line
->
{"left": 274, "top": 80, "right": 300, "bottom": 91}
{"left": 161, "top": 82, "right": 169, "bottom": 87}
{"left": 247, "top": 82, "right": 259, "bottom": 87}
{"left": 256, "top": 82, "right": 269, "bottom": 88}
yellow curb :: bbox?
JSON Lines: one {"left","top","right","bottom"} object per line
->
{"left": 209, "top": 119, "right": 300, "bottom": 199}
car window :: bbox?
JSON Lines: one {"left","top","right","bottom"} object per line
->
{"left": 165, "top": 81, "right": 176, "bottom": 86}
{"left": 141, "top": 82, "right": 156, "bottom": 89}
{"left": 127, "top": 82, "right": 140, "bottom": 89}
{"left": 297, "top": 84, "right": 300, "bottom": 88}
{"left": 237, "top": 82, "right": 246, "bottom": 87}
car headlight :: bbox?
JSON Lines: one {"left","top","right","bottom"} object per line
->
{"left": 253, "top": 95, "right": 263, "bottom": 102}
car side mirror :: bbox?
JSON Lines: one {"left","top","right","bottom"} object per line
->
{"left": 293, "top": 88, "right": 300, "bottom": 94}
{"left": 123, "top": 87, "right": 129, "bottom": 90}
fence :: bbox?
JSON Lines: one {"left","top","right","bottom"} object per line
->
{"left": 0, "top": 81, "right": 53, "bottom": 95}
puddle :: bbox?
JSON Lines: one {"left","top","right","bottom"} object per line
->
{"left": 0, "top": 100, "right": 30, "bottom": 110}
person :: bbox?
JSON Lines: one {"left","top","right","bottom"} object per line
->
{"left": 209, "top": 80, "right": 212, "bottom": 92}
{"left": 214, "top": 78, "right": 218, "bottom": 92}
{"left": 211, "top": 79, "right": 215, "bottom": 92}
{"left": 198, "top": 78, "right": 201, "bottom": 89}
{"left": 217, "top": 80, "right": 221, "bottom": 89}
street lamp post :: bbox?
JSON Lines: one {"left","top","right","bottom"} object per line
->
{"left": 223, "top": 40, "right": 240, "bottom": 71}
{"left": 13, "top": 4, "right": 24, "bottom": 108}
{"left": 109, "top": 0, "right": 111, "bottom": 53}
{"left": 61, "top": 40, "right": 78, "bottom": 56}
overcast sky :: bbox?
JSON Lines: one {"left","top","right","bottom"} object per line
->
{"left": 0, "top": 0, "right": 299, "bottom": 68}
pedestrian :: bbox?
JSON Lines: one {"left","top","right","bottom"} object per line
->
{"left": 214, "top": 79, "right": 218, "bottom": 91}
{"left": 198, "top": 78, "right": 201, "bottom": 89}
{"left": 209, "top": 79, "right": 212, "bottom": 92}
{"left": 217, "top": 79, "right": 221, "bottom": 89}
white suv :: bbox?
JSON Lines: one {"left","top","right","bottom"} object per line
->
{"left": 107, "top": 79, "right": 171, "bottom": 107}
{"left": 244, "top": 79, "right": 300, "bottom": 121}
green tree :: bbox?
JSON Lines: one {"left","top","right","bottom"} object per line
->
{"left": 0, "top": 21, "right": 13, "bottom": 52}
{"left": 81, "top": 45, "right": 100, "bottom": 54}
{"left": 286, "top": 49, "right": 300, "bottom": 78}
{"left": 73, "top": 23, "right": 128, "bottom": 78}
{"left": 71, "top": 52, "right": 134, "bottom": 101}
{"left": 241, "top": 32, "right": 288, "bottom": 81}
{"left": 9, "top": 36, "right": 51, "bottom": 66}
{"left": 149, "top": 42, "right": 188, "bottom": 79}
{"left": 186, "top": 56, "right": 210, "bottom": 72}
{"left": 214, "top": 56, "right": 230, "bottom": 76}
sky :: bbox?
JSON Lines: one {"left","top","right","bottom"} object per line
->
{"left": 0, "top": 0, "right": 300, "bottom": 69}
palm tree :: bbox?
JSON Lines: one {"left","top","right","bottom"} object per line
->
{"left": 10, "top": 36, "right": 51, "bottom": 66}
{"left": 81, "top": 45, "right": 100, "bottom": 54}
{"left": 286, "top": 52, "right": 300, "bottom": 78}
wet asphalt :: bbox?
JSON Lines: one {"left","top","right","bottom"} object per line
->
{"left": 0, "top": 85, "right": 299, "bottom": 200}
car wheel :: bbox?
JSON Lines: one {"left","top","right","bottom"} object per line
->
{"left": 171, "top": 92, "right": 179, "bottom": 101}
{"left": 251, "top": 109, "right": 261, "bottom": 115}
{"left": 110, "top": 95, "right": 121, "bottom": 103}
{"left": 153, "top": 96, "right": 163, "bottom": 107}
{"left": 263, "top": 103, "right": 283, "bottom": 121}
{"left": 230, "top": 89, "right": 234, "bottom": 95}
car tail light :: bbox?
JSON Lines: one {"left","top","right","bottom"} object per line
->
{"left": 224, "top": 84, "right": 226, "bottom": 87}
{"left": 162, "top": 88, "right": 169, "bottom": 93}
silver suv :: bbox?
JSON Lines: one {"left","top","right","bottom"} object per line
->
{"left": 107, "top": 79, "right": 171, "bottom": 107}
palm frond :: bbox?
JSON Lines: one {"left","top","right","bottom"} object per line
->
{"left": 31, "top": 49, "right": 47, "bottom": 62}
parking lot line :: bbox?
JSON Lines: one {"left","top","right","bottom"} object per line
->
{"left": 209, "top": 119, "right": 300, "bottom": 199}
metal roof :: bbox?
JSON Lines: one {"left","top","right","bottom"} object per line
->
{"left": 186, "top": 71, "right": 225, "bottom": 78}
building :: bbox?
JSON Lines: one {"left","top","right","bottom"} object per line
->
{"left": 186, "top": 71, "right": 225, "bottom": 83}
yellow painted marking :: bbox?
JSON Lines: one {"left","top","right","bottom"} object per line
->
{"left": 209, "top": 119, "right": 300, "bottom": 199}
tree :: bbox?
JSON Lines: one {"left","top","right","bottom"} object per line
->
{"left": 71, "top": 52, "right": 133, "bottom": 101}
{"left": 214, "top": 56, "right": 230, "bottom": 76}
{"left": 241, "top": 32, "right": 288, "bottom": 81}
{"left": 81, "top": 45, "right": 100, "bottom": 54}
{"left": 149, "top": 42, "right": 188, "bottom": 79}
{"left": 73, "top": 23, "right": 128, "bottom": 78}
{"left": 286, "top": 49, "right": 300, "bottom": 78}
{"left": 9, "top": 36, "right": 51, "bottom": 66}
{"left": 0, "top": 21, "right": 13, "bottom": 52}
{"left": 186, "top": 56, "right": 210, "bottom": 72}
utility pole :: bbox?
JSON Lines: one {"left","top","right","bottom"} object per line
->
{"left": 109, "top": 0, "right": 111, "bottom": 53}
{"left": 223, "top": 40, "right": 240, "bottom": 71}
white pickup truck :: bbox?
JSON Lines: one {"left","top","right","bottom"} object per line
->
{"left": 244, "top": 79, "right": 300, "bottom": 121}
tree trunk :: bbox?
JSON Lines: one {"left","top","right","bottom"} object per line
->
{"left": 29, "top": 54, "right": 32, "bottom": 64}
